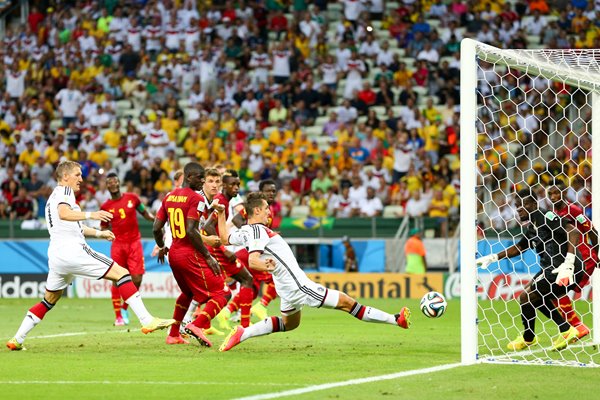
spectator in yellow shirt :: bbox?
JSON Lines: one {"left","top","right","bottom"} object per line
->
{"left": 428, "top": 189, "right": 450, "bottom": 236}
{"left": 421, "top": 117, "right": 441, "bottom": 165}
{"left": 249, "top": 130, "right": 270, "bottom": 152}
{"left": 161, "top": 108, "right": 181, "bottom": 142}
{"left": 18, "top": 141, "right": 40, "bottom": 167}
{"left": 89, "top": 142, "right": 109, "bottom": 166}
{"left": 308, "top": 188, "right": 328, "bottom": 218}
{"left": 103, "top": 121, "right": 124, "bottom": 148}
{"left": 154, "top": 171, "right": 173, "bottom": 193}
{"left": 160, "top": 149, "right": 178, "bottom": 174}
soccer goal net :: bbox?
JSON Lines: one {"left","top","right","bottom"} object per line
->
{"left": 460, "top": 39, "right": 600, "bottom": 367}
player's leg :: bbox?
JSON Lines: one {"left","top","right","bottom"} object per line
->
{"left": 536, "top": 279, "right": 580, "bottom": 350}
{"left": 110, "top": 245, "right": 125, "bottom": 325}
{"left": 507, "top": 283, "right": 540, "bottom": 350}
{"left": 252, "top": 280, "right": 277, "bottom": 320}
{"left": 102, "top": 262, "right": 175, "bottom": 334}
{"left": 164, "top": 267, "right": 192, "bottom": 344}
{"left": 7, "top": 282, "right": 65, "bottom": 351}
{"left": 182, "top": 257, "right": 231, "bottom": 347}
{"left": 229, "top": 267, "right": 254, "bottom": 328}
{"left": 220, "top": 309, "right": 295, "bottom": 352}
{"left": 121, "top": 242, "right": 146, "bottom": 324}
{"left": 332, "top": 290, "right": 411, "bottom": 328}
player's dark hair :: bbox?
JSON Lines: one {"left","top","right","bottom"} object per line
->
{"left": 106, "top": 172, "right": 119, "bottom": 179}
{"left": 184, "top": 162, "right": 204, "bottom": 178}
{"left": 552, "top": 179, "right": 567, "bottom": 191}
{"left": 259, "top": 179, "right": 277, "bottom": 191}
{"left": 223, "top": 169, "right": 239, "bottom": 178}
{"left": 517, "top": 188, "right": 537, "bottom": 203}
{"left": 245, "top": 192, "right": 267, "bottom": 217}
{"left": 222, "top": 169, "right": 239, "bottom": 183}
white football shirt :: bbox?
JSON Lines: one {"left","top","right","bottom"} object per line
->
{"left": 228, "top": 224, "right": 312, "bottom": 291}
{"left": 46, "top": 185, "right": 85, "bottom": 248}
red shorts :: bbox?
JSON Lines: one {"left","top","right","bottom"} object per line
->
{"left": 111, "top": 240, "right": 144, "bottom": 275}
{"left": 210, "top": 247, "right": 243, "bottom": 278}
{"left": 235, "top": 248, "right": 273, "bottom": 283}
{"left": 168, "top": 250, "right": 229, "bottom": 303}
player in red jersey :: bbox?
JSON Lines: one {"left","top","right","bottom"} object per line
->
{"left": 199, "top": 170, "right": 256, "bottom": 329}
{"left": 231, "top": 179, "right": 282, "bottom": 321}
{"left": 547, "top": 182, "right": 598, "bottom": 341}
{"left": 153, "top": 162, "right": 230, "bottom": 347}
{"left": 101, "top": 173, "right": 155, "bottom": 326}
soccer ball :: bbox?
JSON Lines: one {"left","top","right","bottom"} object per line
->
{"left": 420, "top": 291, "right": 447, "bottom": 318}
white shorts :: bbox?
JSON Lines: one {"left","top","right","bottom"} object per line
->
{"left": 278, "top": 279, "right": 340, "bottom": 316}
{"left": 46, "top": 243, "right": 114, "bottom": 291}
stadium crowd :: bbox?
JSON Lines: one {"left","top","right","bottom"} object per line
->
{"left": 0, "top": 0, "right": 598, "bottom": 235}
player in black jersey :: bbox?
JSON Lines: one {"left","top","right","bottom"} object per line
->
{"left": 476, "top": 189, "right": 586, "bottom": 351}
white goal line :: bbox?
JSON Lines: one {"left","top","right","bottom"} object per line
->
{"left": 233, "top": 363, "right": 463, "bottom": 400}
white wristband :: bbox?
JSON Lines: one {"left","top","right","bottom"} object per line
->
{"left": 85, "top": 212, "right": 91, "bottom": 219}
{"left": 95, "top": 230, "right": 102, "bottom": 238}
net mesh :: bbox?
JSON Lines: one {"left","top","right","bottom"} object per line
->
{"left": 474, "top": 45, "right": 599, "bottom": 367}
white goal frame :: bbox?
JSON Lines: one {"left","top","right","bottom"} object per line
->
{"left": 460, "top": 38, "right": 600, "bottom": 366}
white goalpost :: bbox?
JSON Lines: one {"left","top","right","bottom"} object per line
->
{"left": 460, "top": 38, "right": 600, "bottom": 367}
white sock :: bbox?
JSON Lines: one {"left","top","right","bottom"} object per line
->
{"left": 125, "top": 292, "right": 153, "bottom": 326}
{"left": 350, "top": 302, "right": 396, "bottom": 325}
{"left": 14, "top": 312, "right": 41, "bottom": 343}
{"left": 183, "top": 300, "right": 199, "bottom": 324}
{"left": 240, "top": 317, "right": 281, "bottom": 341}
{"left": 362, "top": 307, "right": 396, "bottom": 324}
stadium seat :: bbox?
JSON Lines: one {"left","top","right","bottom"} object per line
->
{"left": 304, "top": 125, "right": 322, "bottom": 137}
{"left": 289, "top": 205, "right": 310, "bottom": 218}
{"left": 382, "top": 205, "right": 404, "bottom": 218}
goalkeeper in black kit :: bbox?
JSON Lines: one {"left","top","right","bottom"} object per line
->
{"left": 476, "top": 189, "right": 587, "bottom": 351}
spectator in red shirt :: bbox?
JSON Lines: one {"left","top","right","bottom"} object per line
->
{"left": 270, "top": 10, "right": 288, "bottom": 40}
{"left": 358, "top": 82, "right": 376, "bottom": 105}
{"left": 10, "top": 187, "right": 34, "bottom": 220}
{"left": 27, "top": 6, "right": 45, "bottom": 33}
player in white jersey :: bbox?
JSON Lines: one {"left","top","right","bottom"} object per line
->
{"left": 6, "top": 161, "right": 175, "bottom": 351}
{"left": 216, "top": 192, "right": 411, "bottom": 352}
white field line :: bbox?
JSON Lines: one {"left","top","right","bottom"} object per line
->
{"left": 233, "top": 363, "right": 463, "bottom": 400}
{"left": 30, "top": 329, "right": 130, "bottom": 339}
{"left": 1, "top": 381, "right": 300, "bottom": 387}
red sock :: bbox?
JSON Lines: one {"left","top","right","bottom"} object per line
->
{"left": 122, "top": 303, "right": 129, "bottom": 311}
{"left": 170, "top": 293, "right": 192, "bottom": 337}
{"left": 111, "top": 285, "right": 122, "bottom": 319}
{"left": 239, "top": 286, "right": 253, "bottom": 328}
{"left": 557, "top": 296, "right": 582, "bottom": 327}
{"left": 116, "top": 276, "right": 138, "bottom": 302}
{"left": 261, "top": 282, "right": 277, "bottom": 307}
{"left": 29, "top": 299, "right": 54, "bottom": 320}
{"left": 192, "top": 296, "right": 228, "bottom": 329}
{"left": 227, "top": 292, "right": 241, "bottom": 313}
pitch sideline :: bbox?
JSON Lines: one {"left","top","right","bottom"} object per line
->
{"left": 233, "top": 363, "right": 463, "bottom": 400}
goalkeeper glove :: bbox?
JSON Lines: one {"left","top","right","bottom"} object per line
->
{"left": 475, "top": 253, "right": 498, "bottom": 270}
{"left": 552, "top": 253, "right": 575, "bottom": 287}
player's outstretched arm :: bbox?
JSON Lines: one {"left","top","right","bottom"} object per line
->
{"left": 81, "top": 225, "right": 115, "bottom": 241}
{"left": 476, "top": 244, "right": 523, "bottom": 269}
{"left": 58, "top": 204, "right": 113, "bottom": 222}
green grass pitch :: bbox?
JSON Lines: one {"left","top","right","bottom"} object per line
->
{"left": 0, "top": 298, "right": 596, "bottom": 399}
